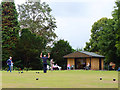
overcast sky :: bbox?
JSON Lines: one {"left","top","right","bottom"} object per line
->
{"left": 1, "top": 0, "right": 116, "bottom": 49}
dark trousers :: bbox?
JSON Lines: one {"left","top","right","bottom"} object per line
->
{"left": 43, "top": 63, "right": 47, "bottom": 73}
{"left": 7, "top": 65, "right": 11, "bottom": 72}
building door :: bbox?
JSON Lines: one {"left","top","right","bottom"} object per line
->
{"left": 99, "top": 58, "right": 101, "bottom": 70}
{"left": 75, "top": 58, "right": 86, "bottom": 69}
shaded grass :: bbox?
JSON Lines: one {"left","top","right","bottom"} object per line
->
{"left": 2, "top": 70, "right": 118, "bottom": 88}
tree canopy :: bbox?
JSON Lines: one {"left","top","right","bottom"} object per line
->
{"left": 18, "top": 1, "right": 57, "bottom": 44}
{"left": 84, "top": 0, "right": 120, "bottom": 67}
{"left": 112, "top": 0, "right": 120, "bottom": 58}
{"left": 51, "top": 40, "right": 73, "bottom": 69}
{"left": 1, "top": 1, "right": 20, "bottom": 67}
{"left": 14, "top": 28, "right": 46, "bottom": 69}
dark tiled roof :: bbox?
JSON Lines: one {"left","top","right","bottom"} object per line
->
{"left": 63, "top": 51, "right": 104, "bottom": 58}
{"left": 79, "top": 51, "right": 104, "bottom": 58}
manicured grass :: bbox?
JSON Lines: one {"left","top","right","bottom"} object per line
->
{"left": 2, "top": 70, "right": 118, "bottom": 88}
{"left": 0, "top": 72, "right": 2, "bottom": 90}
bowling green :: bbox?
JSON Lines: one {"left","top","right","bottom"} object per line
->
{"left": 1, "top": 70, "right": 119, "bottom": 88}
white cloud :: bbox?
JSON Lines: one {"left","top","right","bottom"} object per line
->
{"left": 86, "top": 1, "right": 115, "bottom": 19}
{"left": 55, "top": 17, "right": 92, "bottom": 49}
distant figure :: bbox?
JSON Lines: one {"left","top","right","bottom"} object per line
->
{"left": 112, "top": 63, "right": 116, "bottom": 70}
{"left": 50, "top": 59, "right": 54, "bottom": 71}
{"left": 11, "top": 61, "right": 14, "bottom": 70}
{"left": 53, "top": 64, "right": 59, "bottom": 70}
{"left": 6, "top": 56, "right": 13, "bottom": 72}
{"left": 87, "top": 63, "right": 90, "bottom": 67}
{"left": 71, "top": 65, "right": 74, "bottom": 70}
{"left": 55, "top": 64, "right": 58, "bottom": 66}
{"left": 40, "top": 53, "right": 50, "bottom": 73}
{"left": 109, "top": 62, "right": 116, "bottom": 70}
{"left": 118, "top": 67, "right": 120, "bottom": 71}
{"left": 85, "top": 63, "right": 90, "bottom": 70}
{"left": 67, "top": 64, "right": 71, "bottom": 70}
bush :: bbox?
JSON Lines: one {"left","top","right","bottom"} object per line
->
{"left": 104, "top": 64, "right": 109, "bottom": 70}
{"left": 23, "top": 67, "right": 32, "bottom": 71}
{"left": 13, "top": 66, "right": 20, "bottom": 71}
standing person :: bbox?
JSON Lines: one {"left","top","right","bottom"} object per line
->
{"left": 50, "top": 59, "right": 54, "bottom": 71}
{"left": 6, "top": 56, "right": 13, "bottom": 72}
{"left": 40, "top": 53, "right": 50, "bottom": 73}
{"left": 11, "top": 61, "right": 14, "bottom": 70}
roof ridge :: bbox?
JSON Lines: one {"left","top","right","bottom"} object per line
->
{"left": 63, "top": 51, "right": 105, "bottom": 58}
{"left": 79, "top": 51, "right": 104, "bottom": 57}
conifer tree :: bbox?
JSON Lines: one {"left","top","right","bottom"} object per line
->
{"left": 1, "top": 1, "right": 20, "bottom": 67}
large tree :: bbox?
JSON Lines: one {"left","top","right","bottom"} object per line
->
{"left": 0, "top": 3, "right": 2, "bottom": 70}
{"left": 84, "top": 17, "right": 118, "bottom": 65}
{"left": 112, "top": 0, "right": 120, "bottom": 59}
{"left": 97, "top": 19, "right": 118, "bottom": 64}
{"left": 51, "top": 40, "right": 73, "bottom": 69}
{"left": 84, "top": 17, "right": 109, "bottom": 52}
{"left": 1, "top": 1, "right": 20, "bottom": 67}
{"left": 18, "top": 1, "right": 57, "bottom": 44}
{"left": 14, "top": 28, "right": 46, "bottom": 70}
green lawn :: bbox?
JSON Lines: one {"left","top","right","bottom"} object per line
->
{"left": 1, "top": 70, "right": 118, "bottom": 88}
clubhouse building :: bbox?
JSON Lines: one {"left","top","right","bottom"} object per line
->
{"left": 63, "top": 51, "right": 105, "bottom": 70}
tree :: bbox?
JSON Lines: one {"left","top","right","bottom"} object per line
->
{"left": 14, "top": 28, "right": 46, "bottom": 70}
{"left": 112, "top": 0, "right": 120, "bottom": 58}
{"left": 18, "top": 1, "right": 57, "bottom": 44}
{"left": 1, "top": 1, "right": 20, "bottom": 68}
{"left": 97, "top": 19, "right": 118, "bottom": 64}
{"left": 51, "top": 40, "right": 73, "bottom": 69}
{"left": 84, "top": 17, "right": 118, "bottom": 65}
{"left": 0, "top": 3, "right": 2, "bottom": 70}
{"left": 84, "top": 17, "right": 109, "bottom": 52}
{"left": 76, "top": 48, "right": 83, "bottom": 51}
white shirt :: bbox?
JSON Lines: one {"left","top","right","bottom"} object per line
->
{"left": 11, "top": 63, "right": 13, "bottom": 66}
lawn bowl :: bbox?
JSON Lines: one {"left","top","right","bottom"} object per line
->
{"left": 100, "top": 77, "right": 102, "bottom": 80}
{"left": 113, "top": 78, "right": 116, "bottom": 81}
{"left": 36, "top": 78, "right": 39, "bottom": 80}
